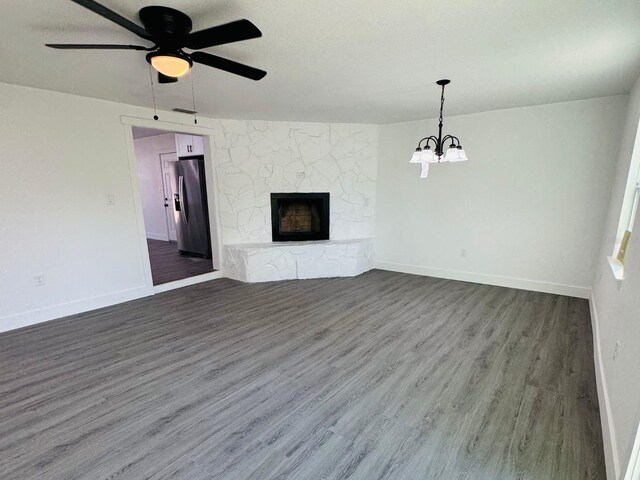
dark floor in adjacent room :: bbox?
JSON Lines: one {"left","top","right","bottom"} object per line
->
{"left": 146, "top": 238, "right": 213, "bottom": 285}
{"left": 0, "top": 270, "right": 605, "bottom": 479}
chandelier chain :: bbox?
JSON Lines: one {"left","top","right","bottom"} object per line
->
{"left": 439, "top": 84, "right": 445, "bottom": 127}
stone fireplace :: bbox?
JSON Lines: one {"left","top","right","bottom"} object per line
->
{"left": 226, "top": 192, "right": 372, "bottom": 283}
{"left": 271, "top": 193, "right": 330, "bottom": 241}
{"left": 216, "top": 120, "right": 377, "bottom": 283}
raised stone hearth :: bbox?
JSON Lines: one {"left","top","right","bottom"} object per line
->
{"left": 224, "top": 238, "right": 374, "bottom": 283}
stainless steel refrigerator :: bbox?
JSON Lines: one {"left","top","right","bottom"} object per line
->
{"left": 172, "top": 156, "right": 212, "bottom": 258}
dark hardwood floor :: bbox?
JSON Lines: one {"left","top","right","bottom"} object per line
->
{"left": 0, "top": 270, "right": 605, "bottom": 479}
{"left": 146, "top": 238, "right": 213, "bottom": 285}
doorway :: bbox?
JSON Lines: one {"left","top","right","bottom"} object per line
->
{"left": 132, "top": 126, "right": 215, "bottom": 286}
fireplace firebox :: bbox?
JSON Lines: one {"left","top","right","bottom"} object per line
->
{"left": 271, "top": 193, "right": 330, "bottom": 242}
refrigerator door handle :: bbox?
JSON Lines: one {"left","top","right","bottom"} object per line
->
{"left": 179, "top": 175, "right": 188, "bottom": 224}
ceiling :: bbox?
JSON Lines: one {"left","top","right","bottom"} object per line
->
{"left": 3, "top": 0, "right": 640, "bottom": 124}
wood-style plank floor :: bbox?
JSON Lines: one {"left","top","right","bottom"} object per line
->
{"left": 146, "top": 239, "right": 213, "bottom": 285}
{"left": 0, "top": 270, "right": 605, "bottom": 479}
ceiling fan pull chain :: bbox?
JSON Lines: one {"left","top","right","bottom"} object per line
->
{"left": 148, "top": 64, "right": 159, "bottom": 120}
{"left": 190, "top": 71, "right": 198, "bottom": 125}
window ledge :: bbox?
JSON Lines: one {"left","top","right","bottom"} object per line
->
{"left": 607, "top": 256, "right": 625, "bottom": 281}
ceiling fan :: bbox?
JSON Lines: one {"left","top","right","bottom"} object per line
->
{"left": 46, "top": 0, "right": 267, "bottom": 84}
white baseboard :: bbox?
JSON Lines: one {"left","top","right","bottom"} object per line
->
{"left": 590, "top": 293, "right": 620, "bottom": 480}
{"left": 153, "top": 271, "right": 223, "bottom": 293}
{"left": 146, "top": 232, "right": 170, "bottom": 241}
{"left": 0, "top": 286, "right": 151, "bottom": 334}
{"left": 374, "top": 261, "right": 590, "bottom": 298}
{"left": 0, "top": 271, "right": 226, "bottom": 334}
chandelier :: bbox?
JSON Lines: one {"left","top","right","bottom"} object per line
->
{"left": 409, "top": 79, "right": 468, "bottom": 179}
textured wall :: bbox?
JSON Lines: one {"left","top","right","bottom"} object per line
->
{"left": 211, "top": 119, "right": 378, "bottom": 245}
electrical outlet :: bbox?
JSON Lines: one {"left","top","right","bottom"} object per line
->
{"left": 34, "top": 275, "right": 46, "bottom": 286}
{"left": 364, "top": 197, "right": 370, "bottom": 207}
{"left": 296, "top": 172, "right": 305, "bottom": 179}
{"left": 460, "top": 249, "right": 467, "bottom": 258}
{"left": 106, "top": 194, "right": 116, "bottom": 205}
{"left": 613, "top": 340, "right": 620, "bottom": 360}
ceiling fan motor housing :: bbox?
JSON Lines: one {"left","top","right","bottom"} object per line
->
{"left": 139, "top": 6, "right": 193, "bottom": 43}
{"left": 140, "top": 6, "right": 194, "bottom": 72}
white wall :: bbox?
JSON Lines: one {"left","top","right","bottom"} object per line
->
{"left": 375, "top": 96, "right": 628, "bottom": 297}
{"left": 591, "top": 75, "right": 640, "bottom": 479}
{"left": 211, "top": 119, "right": 377, "bottom": 244}
{"left": 0, "top": 82, "right": 218, "bottom": 331}
{"left": 0, "top": 81, "right": 378, "bottom": 332}
{"left": 133, "top": 133, "right": 176, "bottom": 241}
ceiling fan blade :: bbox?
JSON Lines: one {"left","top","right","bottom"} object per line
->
{"left": 158, "top": 73, "right": 178, "bottom": 84}
{"left": 70, "top": 0, "right": 151, "bottom": 39}
{"left": 46, "top": 43, "right": 152, "bottom": 50}
{"left": 186, "top": 19, "right": 262, "bottom": 50}
{"left": 191, "top": 52, "right": 266, "bottom": 81}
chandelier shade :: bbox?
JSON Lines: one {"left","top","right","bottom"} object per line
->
{"left": 420, "top": 148, "right": 438, "bottom": 164}
{"left": 409, "top": 79, "right": 469, "bottom": 179}
{"left": 444, "top": 146, "right": 468, "bottom": 163}
{"left": 409, "top": 148, "right": 422, "bottom": 164}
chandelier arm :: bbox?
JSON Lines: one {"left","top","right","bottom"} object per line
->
{"left": 417, "top": 137, "right": 431, "bottom": 149}
{"left": 418, "top": 136, "right": 439, "bottom": 150}
{"left": 442, "top": 134, "right": 458, "bottom": 148}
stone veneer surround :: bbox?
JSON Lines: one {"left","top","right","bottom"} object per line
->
{"left": 212, "top": 119, "right": 378, "bottom": 282}
{"left": 212, "top": 119, "right": 378, "bottom": 244}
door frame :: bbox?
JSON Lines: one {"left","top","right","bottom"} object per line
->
{"left": 159, "top": 152, "right": 178, "bottom": 242}
{"left": 121, "top": 116, "right": 223, "bottom": 294}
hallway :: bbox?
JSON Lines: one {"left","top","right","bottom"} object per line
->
{"left": 147, "top": 239, "right": 213, "bottom": 285}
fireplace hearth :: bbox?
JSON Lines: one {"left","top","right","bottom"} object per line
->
{"left": 271, "top": 193, "right": 330, "bottom": 241}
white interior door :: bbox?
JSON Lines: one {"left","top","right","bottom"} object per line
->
{"left": 160, "top": 152, "right": 178, "bottom": 242}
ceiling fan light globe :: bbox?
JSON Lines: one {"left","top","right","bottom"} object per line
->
{"left": 150, "top": 55, "right": 191, "bottom": 77}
